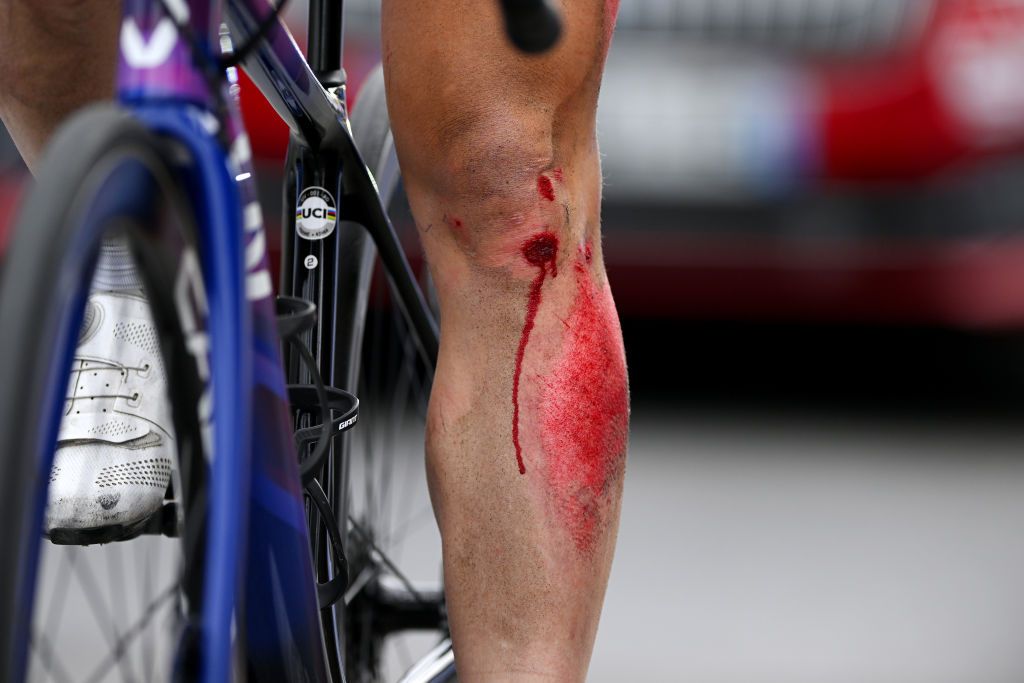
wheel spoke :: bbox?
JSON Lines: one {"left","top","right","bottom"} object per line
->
{"left": 82, "top": 582, "right": 179, "bottom": 683}
{"left": 41, "top": 547, "right": 79, "bottom": 668}
{"left": 385, "top": 505, "right": 435, "bottom": 550}
{"left": 348, "top": 517, "right": 427, "bottom": 606}
{"left": 106, "top": 541, "right": 139, "bottom": 682}
{"left": 140, "top": 543, "right": 155, "bottom": 681}
{"left": 43, "top": 539, "right": 182, "bottom": 683}
{"left": 67, "top": 550, "right": 128, "bottom": 659}
{"left": 30, "top": 628, "right": 75, "bottom": 683}
{"left": 382, "top": 331, "right": 424, "bottom": 556}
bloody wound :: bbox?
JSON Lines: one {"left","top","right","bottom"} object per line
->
{"left": 512, "top": 232, "right": 559, "bottom": 474}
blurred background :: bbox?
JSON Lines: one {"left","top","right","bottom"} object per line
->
{"left": 6, "top": 0, "right": 1024, "bottom": 680}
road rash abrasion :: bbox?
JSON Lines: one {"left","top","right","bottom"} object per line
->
{"left": 538, "top": 175, "right": 556, "bottom": 202}
{"left": 539, "top": 244, "right": 628, "bottom": 554}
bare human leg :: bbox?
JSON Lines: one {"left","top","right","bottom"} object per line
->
{"left": 382, "top": 0, "right": 626, "bottom": 679}
{"left": 0, "top": 0, "right": 118, "bottom": 172}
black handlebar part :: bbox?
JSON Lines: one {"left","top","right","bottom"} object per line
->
{"left": 498, "top": 0, "right": 563, "bottom": 54}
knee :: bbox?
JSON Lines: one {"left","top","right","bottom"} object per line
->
{"left": 396, "top": 103, "right": 599, "bottom": 275}
{"left": 400, "top": 100, "right": 557, "bottom": 208}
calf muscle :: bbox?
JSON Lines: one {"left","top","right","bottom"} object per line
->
{"left": 422, "top": 191, "right": 628, "bottom": 678}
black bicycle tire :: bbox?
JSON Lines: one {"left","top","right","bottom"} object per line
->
{"left": 338, "top": 64, "right": 454, "bottom": 683}
{"left": 0, "top": 104, "right": 212, "bottom": 682}
{"left": 327, "top": 63, "right": 398, "bottom": 683}
{"left": 331, "top": 62, "right": 398, "bottom": 546}
{"left": 351, "top": 66, "right": 401, "bottom": 208}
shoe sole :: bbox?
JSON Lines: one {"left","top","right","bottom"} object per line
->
{"left": 46, "top": 502, "right": 178, "bottom": 545}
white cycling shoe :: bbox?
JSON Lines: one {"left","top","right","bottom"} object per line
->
{"left": 46, "top": 290, "right": 175, "bottom": 541}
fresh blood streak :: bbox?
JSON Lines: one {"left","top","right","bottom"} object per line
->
{"left": 538, "top": 175, "right": 556, "bottom": 202}
{"left": 512, "top": 232, "right": 559, "bottom": 474}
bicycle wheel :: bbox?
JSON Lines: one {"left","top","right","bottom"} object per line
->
{"left": 337, "top": 65, "right": 453, "bottom": 683}
{"left": 0, "top": 105, "right": 214, "bottom": 682}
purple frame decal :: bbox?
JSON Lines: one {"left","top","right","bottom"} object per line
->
{"left": 118, "top": 0, "right": 215, "bottom": 105}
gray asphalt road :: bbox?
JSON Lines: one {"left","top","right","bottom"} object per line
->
{"left": 375, "top": 405, "right": 1024, "bottom": 682}
{"left": 28, "top": 406, "right": 1024, "bottom": 682}
{"left": 592, "top": 407, "right": 1024, "bottom": 683}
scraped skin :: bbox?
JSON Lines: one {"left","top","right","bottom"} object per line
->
{"left": 0, "top": 0, "right": 119, "bottom": 172}
{"left": 384, "top": 0, "right": 626, "bottom": 679}
{"left": 541, "top": 243, "right": 628, "bottom": 553}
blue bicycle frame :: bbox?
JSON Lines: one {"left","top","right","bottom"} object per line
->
{"left": 114, "top": 0, "right": 444, "bottom": 677}
{"left": 118, "top": 0, "right": 336, "bottom": 679}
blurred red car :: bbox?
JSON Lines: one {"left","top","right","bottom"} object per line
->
{"left": 593, "top": 0, "right": 1024, "bottom": 327}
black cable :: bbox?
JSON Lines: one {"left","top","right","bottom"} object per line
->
{"left": 156, "top": 0, "right": 290, "bottom": 72}
{"left": 219, "top": 0, "right": 291, "bottom": 69}
{"left": 292, "top": 334, "right": 334, "bottom": 484}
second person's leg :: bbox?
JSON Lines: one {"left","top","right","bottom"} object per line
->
{"left": 0, "top": 0, "right": 118, "bottom": 171}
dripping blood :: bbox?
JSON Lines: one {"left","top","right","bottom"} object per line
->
{"left": 512, "top": 232, "right": 559, "bottom": 474}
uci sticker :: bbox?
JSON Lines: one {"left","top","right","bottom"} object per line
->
{"left": 295, "top": 186, "right": 337, "bottom": 241}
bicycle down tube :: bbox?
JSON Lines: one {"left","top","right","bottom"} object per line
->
{"left": 124, "top": 0, "right": 442, "bottom": 678}
{"left": 120, "top": 0, "right": 332, "bottom": 679}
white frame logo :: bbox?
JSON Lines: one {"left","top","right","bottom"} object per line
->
{"left": 120, "top": 17, "right": 178, "bottom": 69}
